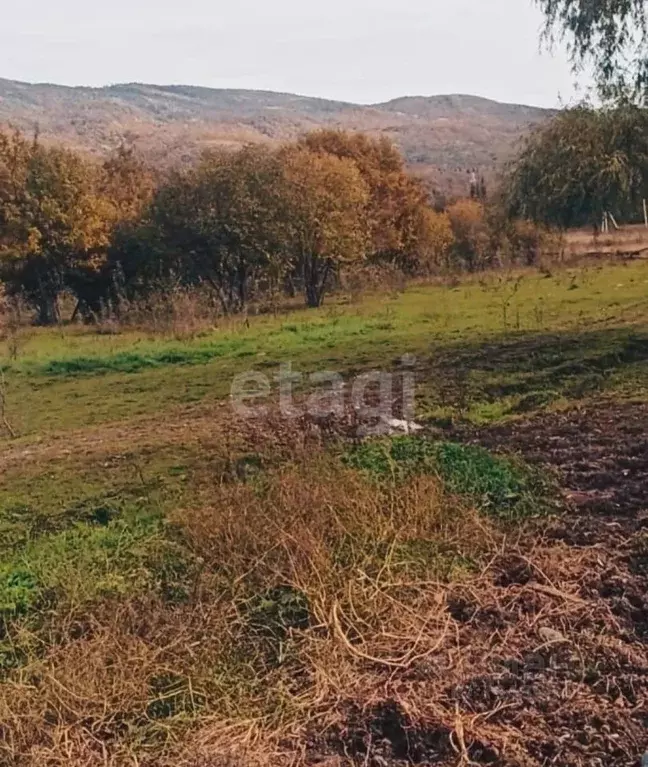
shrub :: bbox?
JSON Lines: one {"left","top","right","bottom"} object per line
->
{"left": 446, "top": 200, "right": 494, "bottom": 271}
{"left": 414, "top": 209, "right": 456, "bottom": 273}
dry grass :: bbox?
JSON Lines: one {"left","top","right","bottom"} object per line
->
{"left": 0, "top": 455, "right": 488, "bottom": 765}
{"left": 564, "top": 223, "right": 648, "bottom": 258}
{"left": 2, "top": 446, "right": 645, "bottom": 766}
{"left": 113, "top": 288, "right": 221, "bottom": 340}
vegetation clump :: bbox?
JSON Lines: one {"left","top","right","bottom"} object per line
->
{"left": 345, "top": 436, "right": 554, "bottom": 521}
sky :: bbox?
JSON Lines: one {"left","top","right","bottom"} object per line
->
{"left": 0, "top": 0, "right": 589, "bottom": 108}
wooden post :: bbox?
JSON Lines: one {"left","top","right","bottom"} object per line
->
{"left": 643, "top": 199, "right": 648, "bottom": 228}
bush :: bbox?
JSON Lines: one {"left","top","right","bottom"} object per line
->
{"left": 415, "top": 209, "right": 455, "bottom": 273}
{"left": 446, "top": 200, "right": 494, "bottom": 271}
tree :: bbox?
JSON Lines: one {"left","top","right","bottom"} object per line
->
{"left": 421, "top": 210, "right": 455, "bottom": 272}
{"left": 281, "top": 146, "right": 370, "bottom": 307}
{"left": 536, "top": 0, "right": 648, "bottom": 102}
{"left": 70, "top": 145, "right": 156, "bottom": 319}
{"left": 396, "top": 208, "right": 455, "bottom": 274}
{"left": 298, "top": 130, "right": 430, "bottom": 268}
{"left": 112, "top": 145, "right": 292, "bottom": 314}
{"left": 0, "top": 131, "right": 113, "bottom": 324}
{"left": 504, "top": 104, "right": 648, "bottom": 229}
{"left": 101, "top": 144, "right": 156, "bottom": 221}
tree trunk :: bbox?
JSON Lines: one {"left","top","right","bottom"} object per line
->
{"left": 35, "top": 268, "right": 61, "bottom": 325}
{"left": 303, "top": 255, "right": 332, "bottom": 308}
{"left": 304, "top": 255, "right": 320, "bottom": 308}
{"left": 205, "top": 276, "right": 231, "bottom": 316}
{"left": 305, "top": 281, "right": 321, "bottom": 308}
{"left": 36, "top": 293, "right": 60, "bottom": 325}
{"left": 284, "top": 272, "right": 296, "bottom": 298}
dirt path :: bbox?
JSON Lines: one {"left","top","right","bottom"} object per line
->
{"left": 0, "top": 399, "right": 325, "bottom": 479}
{"left": 0, "top": 401, "right": 239, "bottom": 476}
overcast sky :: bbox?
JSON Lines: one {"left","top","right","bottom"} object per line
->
{"left": 1, "top": 0, "right": 589, "bottom": 107}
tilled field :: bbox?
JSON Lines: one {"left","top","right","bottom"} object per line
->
{"left": 313, "top": 403, "right": 648, "bottom": 766}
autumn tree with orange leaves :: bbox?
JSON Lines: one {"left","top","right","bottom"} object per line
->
{"left": 281, "top": 145, "right": 370, "bottom": 307}
{"left": 0, "top": 132, "right": 154, "bottom": 323}
{"left": 299, "top": 130, "right": 431, "bottom": 271}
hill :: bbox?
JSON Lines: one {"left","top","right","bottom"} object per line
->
{"left": 0, "top": 78, "right": 553, "bottom": 194}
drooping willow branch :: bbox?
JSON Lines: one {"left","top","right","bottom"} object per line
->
{"left": 536, "top": 0, "right": 648, "bottom": 102}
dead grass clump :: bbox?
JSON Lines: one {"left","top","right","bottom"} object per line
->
{"left": 173, "top": 456, "right": 489, "bottom": 593}
{"left": 0, "top": 598, "right": 241, "bottom": 766}
{"left": 117, "top": 287, "right": 218, "bottom": 339}
{"left": 3, "top": 446, "right": 647, "bottom": 766}
{"left": 1, "top": 628, "right": 167, "bottom": 765}
{"left": 162, "top": 457, "right": 498, "bottom": 757}
{"left": 341, "top": 263, "right": 408, "bottom": 303}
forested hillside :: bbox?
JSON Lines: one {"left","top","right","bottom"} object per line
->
{"left": 0, "top": 79, "right": 552, "bottom": 194}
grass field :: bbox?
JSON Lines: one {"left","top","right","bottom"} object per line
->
{"left": 1, "top": 260, "right": 648, "bottom": 766}
{"left": 3, "top": 260, "right": 648, "bottom": 436}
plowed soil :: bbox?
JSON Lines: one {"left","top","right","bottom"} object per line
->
{"left": 317, "top": 402, "right": 648, "bottom": 766}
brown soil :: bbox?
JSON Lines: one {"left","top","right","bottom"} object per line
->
{"left": 315, "top": 402, "right": 648, "bottom": 766}
{"left": 466, "top": 401, "right": 648, "bottom": 541}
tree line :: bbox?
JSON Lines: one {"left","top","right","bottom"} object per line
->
{"left": 1, "top": 1, "right": 646, "bottom": 325}
{"left": 6, "top": 103, "right": 642, "bottom": 327}
{"left": 0, "top": 127, "right": 532, "bottom": 325}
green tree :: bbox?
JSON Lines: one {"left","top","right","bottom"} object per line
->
{"left": 113, "top": 145, "right": 291, "bottom": 314}
{"left": 504, "top": 104, "right": 648, "bottom": 229}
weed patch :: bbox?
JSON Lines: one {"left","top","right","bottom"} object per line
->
{"left": 0, "top": 513, "right": 191, "bottom": 620}
{"left": 345, "top": 436, "right": 553, "bottom": 521}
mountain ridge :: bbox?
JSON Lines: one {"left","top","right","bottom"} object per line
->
{"left": 0, "top": 78, "right": 554, "bottom": 194}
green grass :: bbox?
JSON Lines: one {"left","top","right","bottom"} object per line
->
{"left": 345, "top": 436, "right": 554, "bottom": 521}
{"left": 0, "top": 261, "right": 644, "bottom": 566}
{"left": 2, "top": 260, "right": 648, "bottom": 764}
{"left": 0, "top": 516, "right": 151, "bottom": 615}
{"left": 0, "top": 262, "right": 647, "bottom": 439}
{"left": 0, "top": 511, "right": 193, "bottom": 620}
{"left": 0, "top": 261, "right": 645, "bottom": 550}
{"left": 39, "top": 339, "right": 252, "bottom": 376}
{"left": 0, "top": 442, "right": 214, "bottom": 553}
